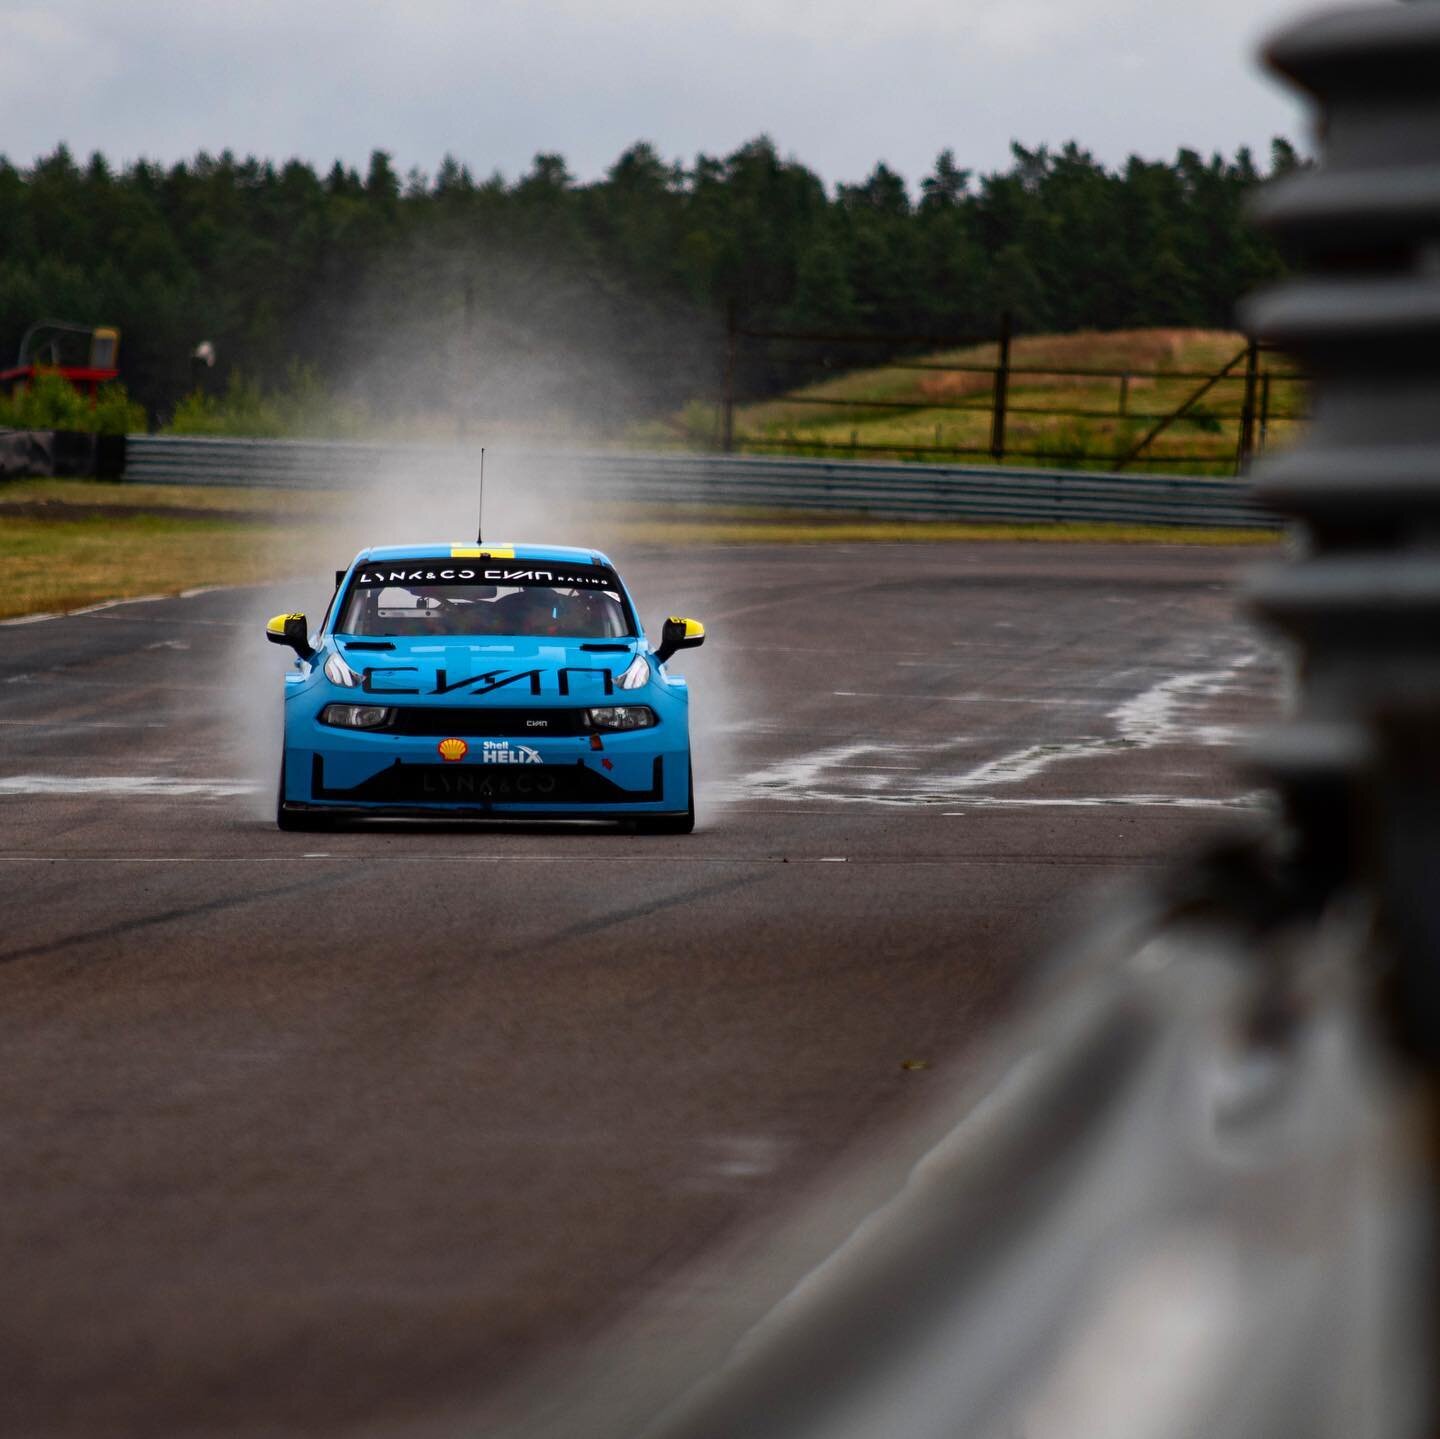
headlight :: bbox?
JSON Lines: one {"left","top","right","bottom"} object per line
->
{"left": 616, "top": 655, "right": 650, "bottom": 691}
{"left": 323, "top": 654, "right": 362, "bottom": 688}
{"left": 319, "top": 703, "right": 395, "bottom": 730}
{"left": 583, "top": 705, "right": 657, "bottom": 731}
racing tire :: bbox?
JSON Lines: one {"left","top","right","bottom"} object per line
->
{"left": 634, "top": 771, "right": 695, "bottom": 835}
{"left": 275, "top": 758, "right": 333, "bottom": 832}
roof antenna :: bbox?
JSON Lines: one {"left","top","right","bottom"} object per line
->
{"left": 476, "top": 447, "right": 486, "bottom": 544}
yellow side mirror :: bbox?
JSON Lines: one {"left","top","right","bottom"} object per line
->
{"left": 654, "top": 615, "right": 705, "bottom": 663}
{"left": 265, "top": 612, "right": 313, "bottom": 659}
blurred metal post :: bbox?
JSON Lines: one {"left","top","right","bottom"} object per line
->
{"left": 1244, "top": 0, "right": 1440, "bottom": 995}
{"left": 1243, "top": 0, "right": 1440, "bottom": 1410}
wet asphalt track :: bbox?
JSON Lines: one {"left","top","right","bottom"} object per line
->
{"left": 0, "top": 541, "right": 1278, "bottom": 1437}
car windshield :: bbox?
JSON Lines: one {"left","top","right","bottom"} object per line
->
{"left": 336, "top": 560, "right": 633, "bottom": 639}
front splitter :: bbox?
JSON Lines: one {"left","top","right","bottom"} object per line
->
{"left": 309, "top": 752, "right": 665, "bottom": 807}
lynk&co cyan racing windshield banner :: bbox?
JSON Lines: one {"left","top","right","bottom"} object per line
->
{"left": 348, "top": 561, "right": 619, "bottom": 591}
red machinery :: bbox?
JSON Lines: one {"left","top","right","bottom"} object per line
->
{"left": 0, "top": 320, "right": 120, "bottom": 397}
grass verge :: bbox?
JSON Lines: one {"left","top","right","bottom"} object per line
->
{"left": 0, "top": 479, "right": 342, "bottom": 619}
{"left": 0, "top": 477, "right": 340, "bottom": 517}
{"left": 0, "top": 514, "right": 324, "bottom": 621}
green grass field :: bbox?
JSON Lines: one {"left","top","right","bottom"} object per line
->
{"left": 0, "top": 513, "right": 323, "bottom": 620}
{"left": 640, "top": 328, "right": 1307, "bottom": 474}
{"left": 0, "top": 480, "right": 335, "bottom": 619}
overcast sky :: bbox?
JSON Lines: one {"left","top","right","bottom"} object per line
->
{"left": 2, "top": 0, "right": 1316, "bottom": 189}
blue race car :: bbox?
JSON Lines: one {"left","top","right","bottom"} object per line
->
{"left": 265, "top": 542, "right": 704, "bottom": 832}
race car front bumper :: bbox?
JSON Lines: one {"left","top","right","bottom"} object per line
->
{"left": 281, "top": 728, "right": 690, "bottom": 818}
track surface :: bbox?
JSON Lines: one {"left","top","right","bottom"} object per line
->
{"left": 0, "top": 542, "right": 1276, "bottom": 1436}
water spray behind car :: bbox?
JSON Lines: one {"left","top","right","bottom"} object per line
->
{"left": 214, "top": 248, "right": 744, "bottom": 826}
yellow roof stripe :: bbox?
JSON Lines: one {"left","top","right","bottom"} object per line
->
{"left": 451, "top": 545, "right": 515, "bottom": 558}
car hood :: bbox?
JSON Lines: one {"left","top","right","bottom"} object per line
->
{"left": 328, "top": 634, "right": 647, "bottom": 702}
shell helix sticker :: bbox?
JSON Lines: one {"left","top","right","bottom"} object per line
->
{"left": 480, "top": 741, "right": 541, "bottom": 764}
{"left": 438, "top": 738, "right": 469, "bottom": 763}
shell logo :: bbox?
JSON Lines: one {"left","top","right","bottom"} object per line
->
{"left": 437, "top": 737, "right": 469, "bottom": 763}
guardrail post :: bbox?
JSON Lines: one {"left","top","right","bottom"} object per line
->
{"left": 989, "top": 311, "right": 1011, "bottom": 464}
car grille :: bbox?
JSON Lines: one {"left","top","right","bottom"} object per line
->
{"left": 383, "top": 707, "right": 583, "bottom": 737}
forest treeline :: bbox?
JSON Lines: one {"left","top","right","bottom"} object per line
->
{"left": 0, "top": 137, "right": 1301, "bottom": 428}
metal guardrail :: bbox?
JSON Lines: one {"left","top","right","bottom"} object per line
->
{"left": 121, "top": 434, "right": 1278, "bottom": 530}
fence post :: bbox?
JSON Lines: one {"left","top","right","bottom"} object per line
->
{"left": 1259, "top": 370, "right": 1272, "bottom": 455}
{"left": 721, "top": 304, "right": 738, "bottom": 454}
{"left": 1115, "top": 344, "right": 1249, "bottom": 471}
{"left": 989, "top": 311, "right": 1012, "bottom": 464}
{"left": 1235, "top": 337, "right": 1260, "bottom": 474}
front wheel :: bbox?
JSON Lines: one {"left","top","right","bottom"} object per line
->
{"left": 634, "top": 771, "right": 695, "bottom": 835}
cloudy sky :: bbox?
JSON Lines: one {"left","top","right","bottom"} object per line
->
{"left": 2, "top": 0, "right": 1315, "bottom": 188}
